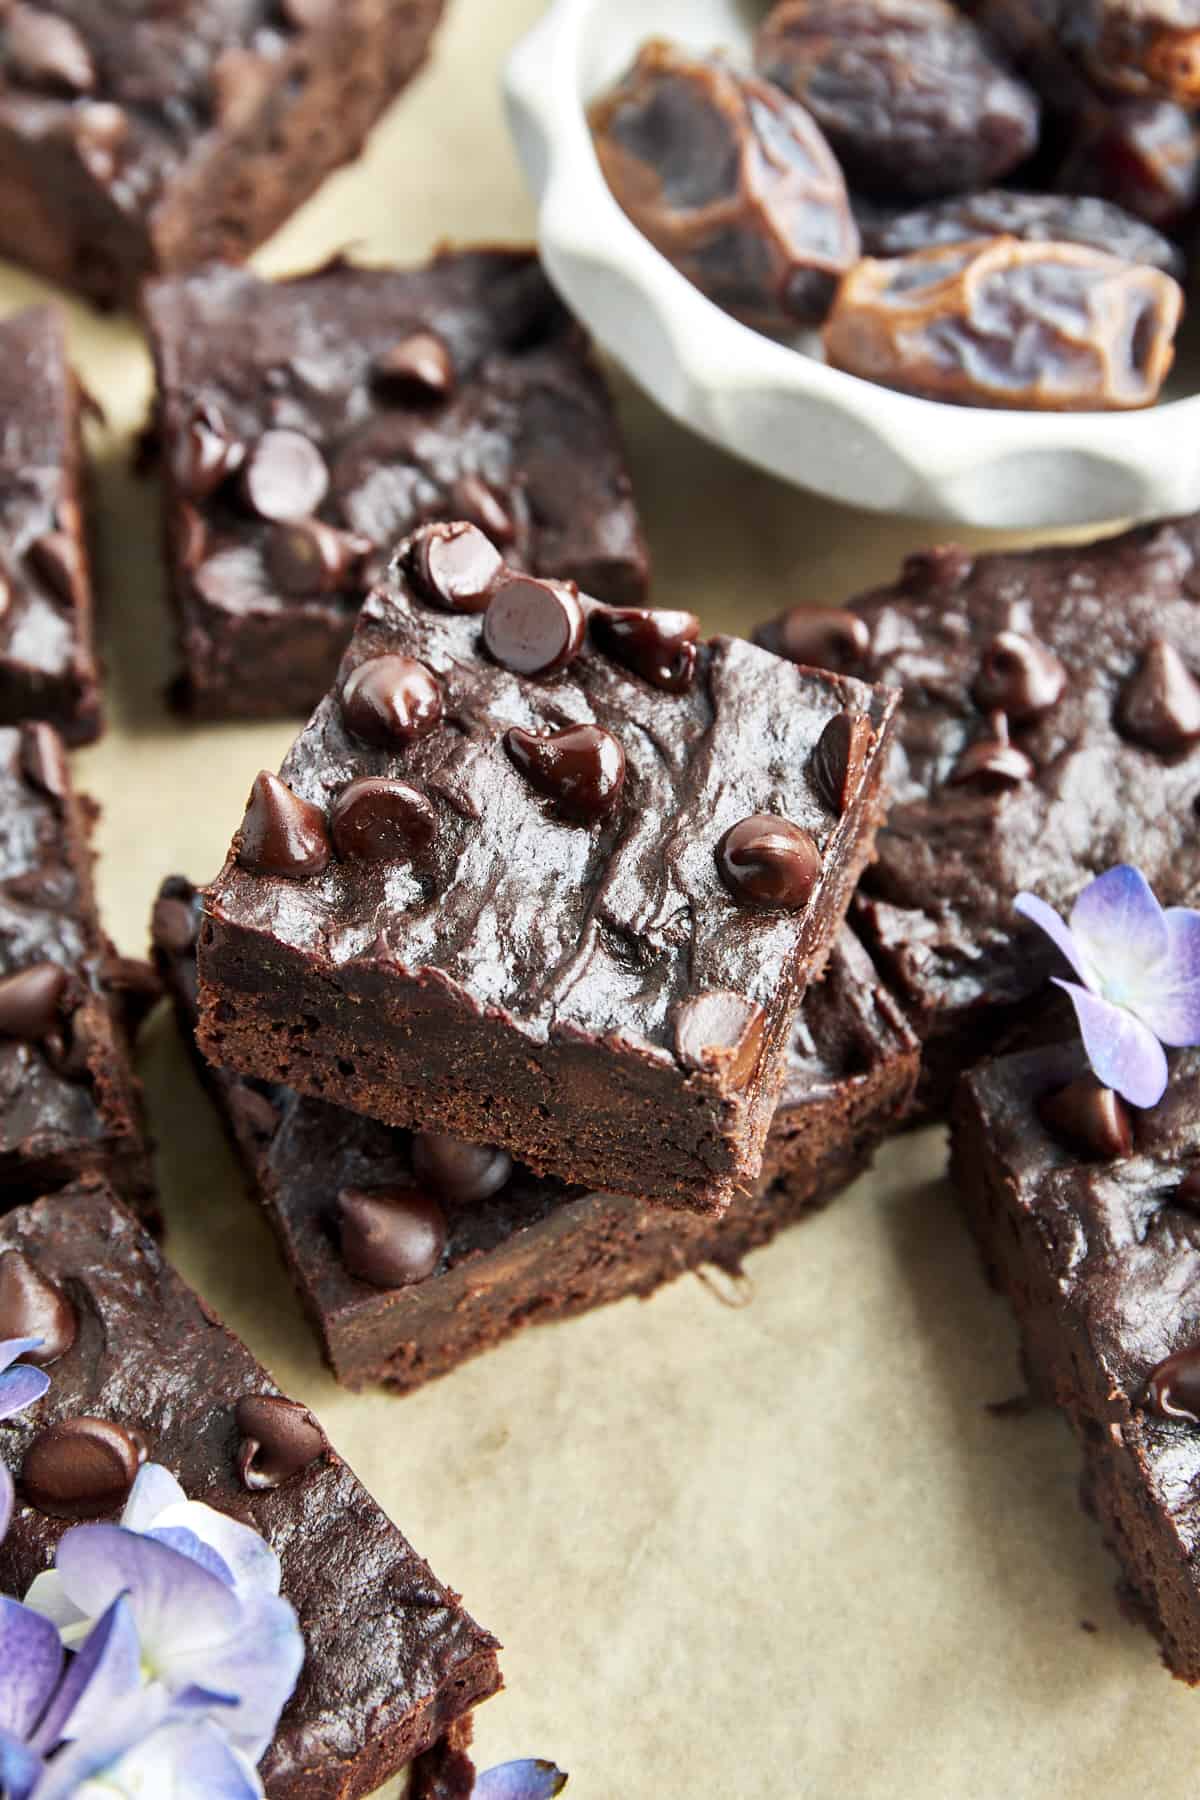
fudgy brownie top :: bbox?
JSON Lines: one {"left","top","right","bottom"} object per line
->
{"left": 145, "top": 251, "right": 648, "bottom": 633}
{"left": 762, "top": 518, "right": 1200, "bottom": 1033}
{"left": 205, "top": 536, "right": 897, "bottom": 1062}
{"left": 0, "top": 1181, "right": 500, "bottom": 1794}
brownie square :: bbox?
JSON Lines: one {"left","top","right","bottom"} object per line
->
{"left": 0, "top": 721, "right": 155, "bottom": 1219}
{"left": 143, "top": 252, "right": 650, "bottom": 719}
{"left": 0, "top": 305, "right": 101, "bottom": 745}
{"left": 757, "top": 516, "right": 1200, "bottom": 1114}
{"left": 157, "top": 878, "right": 919, "bottom": 1391}
{"left": 0, "top": 1179, "right": 502, "bottom": 1797}
{"left": 195, "top": 536, "right": 899, "bottom": 1213}
{"left": 0, "top": 0, "right": 445, "bottom": 309}
{"left": 953, "top": 1041, "right": 1200, "bottom": 1684}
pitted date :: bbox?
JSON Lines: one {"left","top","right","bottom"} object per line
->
{"left": 860, "top": 188, "right": 1185, "bottom": 277}
{"left": 754, "top": 0, "right": 1041, "bottom": 200}
{"left": 589, "top": 40, "right": 859, "bottom": 330}
{"left": 1054, "top": 97, "right": 1200, "bottom": 229}
{"left": 823, "top": 235, "right": 1183, "bottom": 410}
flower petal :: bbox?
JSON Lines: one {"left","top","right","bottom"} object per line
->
{"left": 80, "top": 1717, "right": 265, "bottom": 1800}
{"left": 121, "top": 1463, "right": 187, "bottom": 1534}
{"left": 0, "top": 1727, "right": 42, "bottom": 1800}
{"left": 151, "top": 1500, "right": 282, "bottom": 1600}
{"left": 33, "top": 1595, "right": 143, "bottom": 1752}
{"left": 21, "top": 1685, "right": 173, "bottom": 1800}
{"left": 1054, "top": 980, "right": 1169, "bottom": 1108}
{"left": 22, "top": 1568, "right": 89, "bottom": 1640}
{"left": 1068, "top": 865, "right": 1170, "bottom": 1004}
{"left": 0, "top": 1337, "right": 44, "bottom": 1376}
{"left": 0, "top": 1596, "right": 62, "bottom": 1738}
{"left": 145, "top": 1526, "right": 236, "bottom": 1589}
{"left": 1014, "top": 892, "right": 1096, "bottom": 988}
{"left": 156, "top": 1588, "right": 303, "bottom": 1757}
{"left": 0, "top": 1361, "right": 49, "bottom": 1422}
{"left": 476, "top": 1760, "right": 570, "bottom": 1799}
{"left": 54, "top": 1524, "right": 243, "bottom": 1667}
{"left": 1130, "top": 907, "right": 1200, "bottom": 1047}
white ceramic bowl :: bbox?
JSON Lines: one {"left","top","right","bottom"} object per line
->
{"left": 505, "top": 0, "right": 1200, "bottom": 528}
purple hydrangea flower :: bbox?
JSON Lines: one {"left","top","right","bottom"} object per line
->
{"left": 0, "top": 1340, "right": 48, "bottom": 1424}
{"left": 476, "top": 1760, "right": 569, "bottom": 1798}
{"left": 1015, "top": 865, "right": 1200, "bottom": 1107}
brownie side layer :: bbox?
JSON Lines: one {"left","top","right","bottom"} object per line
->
{"left": 0, "top": 724, "right": 155, "bottom": 1220}
{"left": 952, "top": 1043, "right": 1200, "bottom": 1683}
{"left": 198, "top": 566, "right": 898, "bottom": 1213}
{"left": 144, "top": 251, "right": 648, "bottom": 718}
{"left": 162, "top": 879, "right": 918, "bottom": 1390}
{"left": 0, "top": 0, "right": 445, "bottom": 308}
{"left": 0, "top": 306, "right": 100, "bottom": 745}
{"left": 0, "top": 1182, "right": 502, "bottom": 1797}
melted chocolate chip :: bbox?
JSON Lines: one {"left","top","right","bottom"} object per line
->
{"left": 331, "top": 778, "right": 438, "bottom": 862}
{"left": 411, "top": 1134, "right": 512, "bottom": 1203}
{"left": 240, "top": 430, "right": 329, "bottom": 523}
{"left": 20, "top": 723, "right": 68, "bottom": 801}
{"left": 0, "top": 571, "right": 10, "bottom": 622}
{"left": 1117, "top": 639, "right": 1200, "bottom": 753}
{"left": 716, "top": 816, "right": 821, "bottom": 910}
{"left": 0, "top": 964, "right": 67, "bottom": 1040}
{"left": 235, "top": 1394, "right": 327, "bottom": 1492}
{"left": 1145, "top": 1345, "right": 1200, "bottom": 1425}
{"left": 266, "top": 519, "right": 364, "bottom": 596}
{"left": 948, "top": 712, "right": 1034, "bottom": 790}
{"left": 373, "top": 332, "right": 455, "bottom": 402}
{"left": 451, "top": 475, "right": 515, "bottom": 547}
{"left": 6, "top": 7, "right": 95, "bottom": 94}
{"left": 409, "top": 522, "right": 503, "bottom": 614}
{"left": 773, "top": 608, "right": 870, "bottom": 673}
{"left": 73, "top": 101, "right": 127, "bottom": 182}
{"left": 177, "top": 405, "right": 245, "bottom": 499}
{"left": 177, "top": 504, "right": 208, "bottom": 571}
{"left": 484, "top": 575, "right": 586, "bottom": 676}
{"left": 30, "top": 532, "right": 83, "bottom": 607}
{"left": 151, "top": 894, "right": 198, "bottom": 957}
{"left": 674, "top": 993, "right": 766, "bottom": 1089}
{"left": 812, "top": 712, "right": 874, "bottom": 813}
{"left": 236, "top": 772, "right": 331, "bottom": 880}
{"left": 973, "top": 630, "right": 1067, "bottom": 724}
{"left": 1039, "top": 1075, "right": 1133, "bottom": 1160}
{"left": 505, "top": 724, "right": 626, "bottom": 821}
{"left": 589, "top": 606, "right": 700, "bottom": 692}
{"left": 338, "top": 1187, "right": 448, "bottom": 1289}
{"left": 0, "top": 1251, "right": 76, "bottom": 1365}
{"left": 21, "top": 1416, "right": 145, "bottom": 1519}
{"left": 340, "top": 654, "right": 443, "bottom": 746}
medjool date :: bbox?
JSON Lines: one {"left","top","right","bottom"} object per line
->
{"left": 859, "top": 188, "right": 1184, "bottom": 276}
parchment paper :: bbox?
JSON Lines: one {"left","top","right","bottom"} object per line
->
{"left": 22, "top": 1, "right": 1198, "bottom": 1793}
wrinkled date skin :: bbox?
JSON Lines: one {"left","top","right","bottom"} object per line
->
{"left": 1054, "top": 96, "right": 1200, "bottom": 228}
{"left": 1071, "top": 1, "right": 1200, "bottom": 102}
{"left": 589, "top": 40, "right": 860, "bottom": 329}
{"left": 860, "top": 188, "right": 1185, "bottom": 275}
{"left": 755, "top": 0, "right": 1040, "bottom": 200}
{"left": 823, "top": 235, "right": 1183, "bottom": 409}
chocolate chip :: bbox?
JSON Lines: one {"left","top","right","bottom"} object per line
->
{"left": 948, "top": 712, "right": 1034, "bottom": 790}
{"left": 236, "top": 772, "right": 331, "bottom": 880}
{"left": 505, "top": 724, "right": 626, "bottom": 821}
{"left": 6, "top": 7, "right": 95, "bottom": 94}
{"left": 266, "top": 519, "right": 363, "bottom": 596}
{"left": 900, "top": 546, "right": 974, "bottom": 594}
{"left": 373, "top": 332, "right": 455, "bottom": 402}
{"left": 773, "top": 608, "right": 870, "bottom": 673}
{"left": 177, "top": 504, "right": 208, "bottom": 571}
{"left": 151, "top": 894, "right": 197, "bottom": 957}
{"left": 235, "top": 1394, "right": 327, "bottom": 1492}
{"left": 30, "top": 532, "right": 83, "bottom": 608}
{"left": 409, "top": 522, "right": 503, "bottom": 614}
{"left": 484, "top": 575, "right": 586, "bottom": 676}
{"left": 331, "top": 778, "right": 438, "bottom": 862}
{"left": 0, "top": 964, "right": 67, "bottom": 1040}
{"left": 0, "top": 1251, "right": 76, "bottom": 1365}
{"left": 21, "top": 1416, "right": 145, "bottom": 1519}
{"left": 1117, "top": 638, "right": 1200, "bottom": 753}
{"left": 716, "top": 816, "right": 821, "bottom": 910}
{"left": 340, "top": 654, "right": 443, "bottom": 746}
{"left": 279, "top": 0, "right": 335, "bottom": 26}
{"left": 20, "top": 723, "right": 68, "bottom": 801}
{"left": 241, "top": 430, "right": 329, "bottom": 523}
{"left": 411, "top": 1134, "right": 512, "bottom": 1203}
{"left": 176, "top": 405, "right": 245, "bottom": 500}
{"left": 1038, "top": 1075, "right": 1133, "bottom": 1160}
{"left": 973, "top": 630, "right": 1067, "bottom": 724}
{"left": 73, "top": 101, "right": 127, "bottom": 183}
{"left": 338, "top": 1187, "right": 448, "bottom": 1289}
{"left": 589, "top": 605, "right": 700, "bottom": 692}
{"left": 1145, "top": 1345, "right": 1200, "bottom": 1424}
{"left": 674, "top": 993, "right": 766, "bottom": 1089}
{"left": 451, "top": 475, "right": 515, "bottom": 547}
{"left": 0, "top": 570, "right": 11, "bottom": 622}
{"left": 227, "top": 1084, "right": 281, "bottom": 1144}
{"left": 812, "top": 712, "right": 874, "bottom": 814}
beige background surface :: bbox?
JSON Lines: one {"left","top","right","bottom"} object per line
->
{"left": 12, "top": 0, "right": 1196, "bottom": 1793}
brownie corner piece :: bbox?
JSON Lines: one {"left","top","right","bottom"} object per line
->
{"left": 195, "top": 534, "right": 898, "bottom": 1213}
{"left": 0, "top": 303, "right": 101, "bottom": 746}
{"left": 143, "top": 250, "right": 649, "bottom": 720}
{"left": 0, "top": 1178, "right": 501, "bottom": 1797}
{"left": 951, "top": 1041, "right": 1200, "bottom": 1683}
{"left": 0, "top": 1, "right": 446, "bottom": 308}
